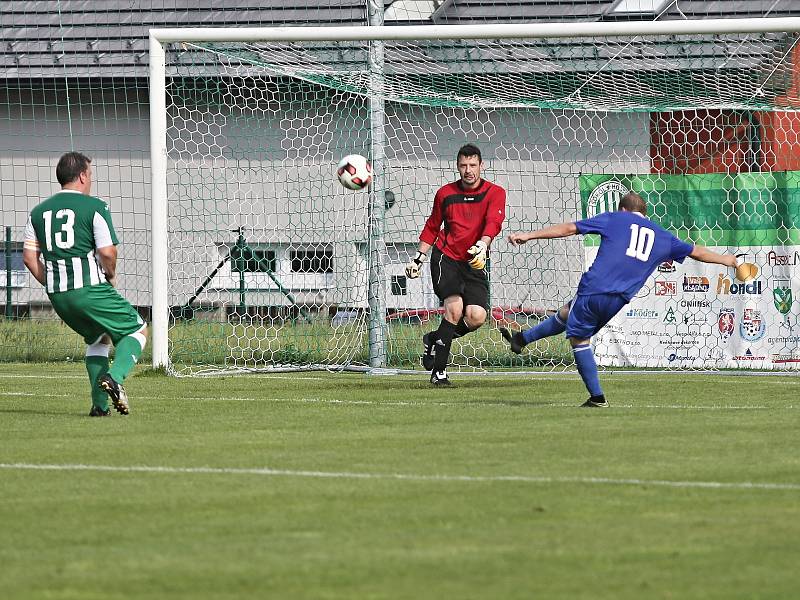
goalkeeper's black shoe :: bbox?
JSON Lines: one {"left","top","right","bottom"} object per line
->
{"left": 99, "top": 374, "right": 130, "bottom": 415}
{"left": 499, "top": 327, "right": 526, "bottom": 355}
{"left": 430, "top": 370, "right": 452, "bottom": 386}
{"left": 88, "top": 405, "right": 111, "bottom": 417}
{"left": 421, "top": 332, "right": 436, "bottom": 371}
{"left": 580, "top": 395, "right": 608, "bottom": 408}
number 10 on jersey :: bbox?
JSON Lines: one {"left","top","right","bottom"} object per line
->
{"left": 625, "top": 223, "right": 654, "bottom": 262}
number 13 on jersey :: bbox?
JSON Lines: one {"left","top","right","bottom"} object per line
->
{"left": 42, "top": 209, "right": 76, "bottom": 251}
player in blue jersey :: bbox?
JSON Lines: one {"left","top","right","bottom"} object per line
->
{"left": 500, "top": 192, "right": 737, "bottom": 407}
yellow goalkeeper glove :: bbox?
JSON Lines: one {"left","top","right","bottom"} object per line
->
{"left": 405, "top": 251, "right": 426, "bottom": 279}
{"left": 467, "top": 240, "right": 488, "bottom": 270}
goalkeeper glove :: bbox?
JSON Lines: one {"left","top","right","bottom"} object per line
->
{"left": 405, "top": 251, "right": 427, "bottom": 279}
{"left": 467, "top": 240, "right": 488, "bottom": 270}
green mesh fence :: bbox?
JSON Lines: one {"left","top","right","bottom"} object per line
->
{"left": 3, "top": 2, "right": 800, "bottom": 375}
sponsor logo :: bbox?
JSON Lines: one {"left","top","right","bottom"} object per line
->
{"left": 664, "top": 307, "right": 705, "bottom": 326}
{"left": 735, "top": 254, "right": 759, "bottom": 281}
{"left": 659, "top": 334, "right": 700, "bottom": 347}
{"left": 625, "top": 308, "right": 659, "bottom": 319}
{"left": 658, "top": 260, "right": 676, "bottom": 273}
{"left": 773, "top": 279, "right": 793, "bottom": 325}
{"left": 655, "top": 280, "right": 676, "bottom": 296}
{"left": 767, "top": 250, "right": 800, "bottom": 266}
{"left": 733, "top": 348, "right": 767, "bottom": 361}
{"left": 629, "top": 329, "right": 669, "bottom": 337}
{"left": 595, "top": 350, "right": 659, "bottom": 361}
{"left": 682, "top": 313, "right": 706, "bottom": 325}
{"left": 667, "top": 351, "right": 693, "bottom": 362}
{"left": 717, "top": 308, "right": 735, "bottom": 339}
{"left": 718, "top": 254, "right": 762, "bottom": 295}
{"left": 717, "top": 274, "right": 763, "bottom": 295}
{"left": 680, "top": 299, "right": 710, "bottom": 308}
{"left": 586, "top": 180, "right": 629, "bottom": 218}
{"left": 739, "top": 308, "right": 766, "bottom": 342}
{"left": 772, "top": 351, "right": 800, "bottom": 364}
{"left": 767, "top": 334, "right": 800, "bottom": 344}
{"left": 683, "top": 275, "right": 710, "bottom": 292}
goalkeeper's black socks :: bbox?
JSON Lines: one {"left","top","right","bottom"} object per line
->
{"left": 452, "top": 317, "right": 473, "bottom": 339}
{"left": 432, "top": 319, "right": 458, "bottom": 373}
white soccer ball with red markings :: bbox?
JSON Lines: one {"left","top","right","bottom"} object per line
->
{"left": 337, "top": 154, "right": 372, "bottom": 190}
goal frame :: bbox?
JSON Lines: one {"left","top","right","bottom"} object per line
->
{"left": 148, "top": 17, "right": 800, "bottom": 370}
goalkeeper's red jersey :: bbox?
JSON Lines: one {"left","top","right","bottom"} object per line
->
{"left": 419, "top": 178, "right": 506, "bottom": 262}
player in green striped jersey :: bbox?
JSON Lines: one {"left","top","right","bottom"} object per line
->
{"left": 23, "top": 152, "right": 147, "bottom": 416}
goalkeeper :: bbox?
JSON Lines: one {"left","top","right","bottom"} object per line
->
{"left": 405, "top": 144, "right": 506, "bottom": 385}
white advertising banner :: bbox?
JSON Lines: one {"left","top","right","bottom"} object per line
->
{"left": 590, "top": 246, "right": 800, "bottom": 369}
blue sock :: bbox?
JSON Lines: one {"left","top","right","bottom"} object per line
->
{"left": 522, "top": 312, "right": 567, "bottom": 344}
{"left": 573, "top": 343, "right": 603, "bottom": 397}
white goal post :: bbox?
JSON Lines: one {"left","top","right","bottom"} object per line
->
{"left": 149, "top": 17, "right": 800, "bottom": 369}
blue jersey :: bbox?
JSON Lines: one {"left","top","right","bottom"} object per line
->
{"left": 574, "top": 211, "right": 693, "bottom": 301}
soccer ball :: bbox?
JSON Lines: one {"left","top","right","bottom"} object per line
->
{"left": 337, "top": 154, "right": 372, "bottom": 190}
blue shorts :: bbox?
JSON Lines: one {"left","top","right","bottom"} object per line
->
{"left": 565, "top": 293, "right": 628, "bottom": 340}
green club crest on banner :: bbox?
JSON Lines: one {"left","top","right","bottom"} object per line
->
{"left": 773, "top": 281, "right": 793, "bottom": 317}
{"left": 584, "top": 179, "right": 629, "bottom": 218}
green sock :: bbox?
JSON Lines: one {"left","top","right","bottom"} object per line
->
{"left": 109, "top": 335, "right": 144, "bottom": 384}
{"left": 86, "top": 356, "right": 110, "bottom": 410}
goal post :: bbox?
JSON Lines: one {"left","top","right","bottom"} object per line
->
{"left": 149, "top": 18, "right": 800, "bottom": 375}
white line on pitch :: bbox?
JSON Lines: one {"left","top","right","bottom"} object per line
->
{"left": 0, "top": 462, "right": 797, "bottom": 491}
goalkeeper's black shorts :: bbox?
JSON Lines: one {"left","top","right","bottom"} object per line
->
{"left": 429, "top": 246, "right": 489, "bottom": 309}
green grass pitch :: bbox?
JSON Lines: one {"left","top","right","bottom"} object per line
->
{"left": 1, "top": 363, "right": 799, "bottom": 599}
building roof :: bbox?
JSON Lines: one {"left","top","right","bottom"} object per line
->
{"left": 1, "top": 1, "right": 798, "bottom": 79}
{"left": 1, "top": 0, "right": 370, "bottom": 78}
{"left": 432, "top": 0, "right": 800, "bottom": 23}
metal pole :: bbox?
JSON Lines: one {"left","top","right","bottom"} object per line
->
{"left": 150, "top": 17, "right": 800, "bottom": 43}
{"left": 236, "top": 228, "right": 246, "bottom": 316}
{"left": 149, "top": 34, "right": 169, "bottom": 369}
{"left": 5, "top": 226, "right": 12, "bottom": 319}
{"left": 367, "top": 0, "right": 387, "bottom": 367}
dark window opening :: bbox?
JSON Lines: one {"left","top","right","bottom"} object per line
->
{"left": 391, "top": 275, "right": 407, "bottom": 296}
{"left": 1, "top": 242, "right": 24, "bottom": 271}
{"left": 291, "top": 248, "right": 333, "bottom": 273}
{"left": 231, "top": 247, "right": 276, "bottom": 273}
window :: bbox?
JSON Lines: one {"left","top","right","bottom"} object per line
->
{"left": 391, "top": 275, "right": 407, "bottom": 296}
{"left": 609, "top": 0, "right": 669, "bottom": 15}
{"left": 0, "top": 243, "right": 27, "bottom": 288}
{"left": 291, "top": 248, "right": 333, "bottom": 274}
{"left": 231, "top": 247, "right": 276, "bottom": 273}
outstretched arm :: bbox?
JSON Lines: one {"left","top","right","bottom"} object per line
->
{"left": 689, "top": 245, "right": 736, "bottom": 268}
{"left": 508, "top": 222, "right": 579, "bottom": 246}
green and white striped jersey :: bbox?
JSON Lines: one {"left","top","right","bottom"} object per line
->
{"left": 24, "top": 190, "right": 119, "bottom": 294}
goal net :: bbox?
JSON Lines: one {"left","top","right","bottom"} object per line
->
{"left": 150, "top": 21, "right": 800, "bottom": 375}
